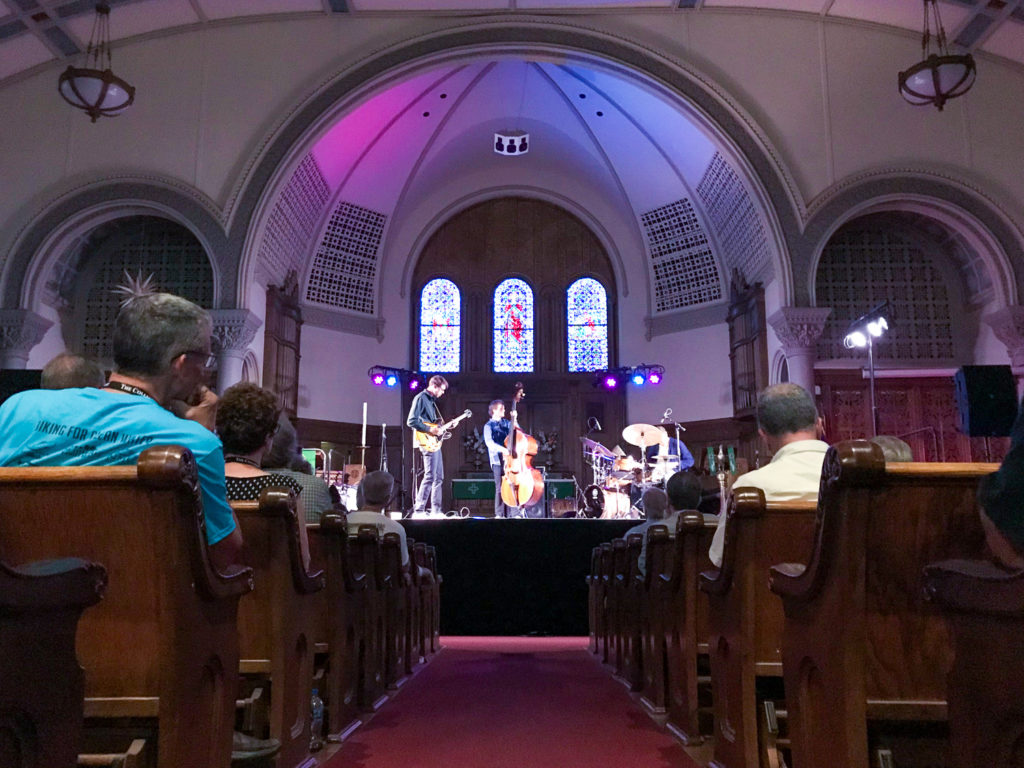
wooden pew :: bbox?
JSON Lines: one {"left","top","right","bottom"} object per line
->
{"left": 411, "top": 541, "right": 435, "bottom": 662}
{"left": 699, "top": 490, "right": 817, "bottom": 768}
{"left": 424, "top": 544, "right": 442, "bottom": 654}
{"left": 586, "top": 544, "right": 602, "bottom": 655}
{"left": 638, "top": 512, "right": 703, "bottom": 717}
{"left": 664, "top": 515, "right": 717, "bottom": 745}
{"left": 346, "top": 527, "right": 388, "bottom": 711}
{"left": 621, "top": 533, "right": 645, "bottom": 690}
{"left": 0, "top": 446, "right": 254, "bottom": 768}
{"left": 608, "top": 537, "right": 630, "bottom": 678}
{"left": 0, "top": 558, "right": 107, "bottom": 768}
{"left": 232, "top": 489, "right": 325, "bottom": 768}
{"left": 308, "top": 513, "right": 362, "bottom": 742}
{"left": 597, "top": 542, "right": 614, "bottom": 665}
{"left": 924, "top": 559, "right": 1024, "bottom": 768}
{"left": 379, "top": 531, "right": 410, "bottom": 688}
{"left": 768, "top": 441, "right": 996, "bottom": 768}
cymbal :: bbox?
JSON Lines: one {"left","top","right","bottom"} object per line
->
{"left": 622, "top": 423, "right": 666, "bottom": 448}
{"left": 579, "top": 436, "right": 615, "bottom": 458}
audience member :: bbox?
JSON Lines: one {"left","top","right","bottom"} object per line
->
{"left": 870, "top": 434, "right": 914, "bottom": 462}
{"left": 262, "top": 413, "right": 333, "bottom": 523}
{"left": 347, "top": 470, "right": 409, "bottom": 567}
{"left": 709, "top": 383, "right": 828, "bottom": 567}
{"left": 625, "top": 487, "right": 677, "bottom": 577}
{"left": 0, "top": 290, "right": 241, "bottom": 571}
{"left": 977, "top": 397, "right": 1024, "bottom": 569}
{"left": 41, "top": 352, "right": 105, "bottom": 389}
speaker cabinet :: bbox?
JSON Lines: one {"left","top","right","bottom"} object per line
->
{"left": 953, "top": 365, "right": 1018, "bottom": 437}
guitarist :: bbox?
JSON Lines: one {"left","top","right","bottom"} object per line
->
{"left": 483, "top": 400, "right": 512, "bottom": 518}
{"left": 406, "top": 375, "right": 448, "bottom": 517}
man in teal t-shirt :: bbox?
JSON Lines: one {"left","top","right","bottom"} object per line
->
{"left": 0, "top": 291, "right": 241, "bottom": 571}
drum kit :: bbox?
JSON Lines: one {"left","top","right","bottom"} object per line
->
{"left": 579, "top": 423, "right": 681, "bottom": 519}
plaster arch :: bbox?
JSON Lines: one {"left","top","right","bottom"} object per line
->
{"left": 3, "top": 178, "right": 231, "bottom": 311}
{"left": 800, "top": 173, "right": 1024, "bottom": 310}
{"left": 233, "top": 22, "right": 804, "bottom": 314}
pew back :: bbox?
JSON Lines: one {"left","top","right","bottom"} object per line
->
{"left": 0, "top": 446, "right": 252, "bottom": 768}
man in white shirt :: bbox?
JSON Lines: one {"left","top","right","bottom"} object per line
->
{"left": 347, "top": 470, "right": 409, "bottom": 567}
{"left": 709, "top": 383, "right": 829, "bottom": 567}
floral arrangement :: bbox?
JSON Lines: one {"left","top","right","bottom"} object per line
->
{"left": 462, "top": 427, "right": 488, "bottom": 462}
{"left": 536, "top": 429, "right": 558, "bottom": 455}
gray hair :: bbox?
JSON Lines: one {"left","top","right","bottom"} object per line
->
{"left": 757, "top": 383, "right": 819, "bottom": 437}
{"left": 360, "top": 470, "right": 395, "bottom": 509}
{"left": 111, "top": 292, "right": 210, "bottom": 377}
{"left": 642, "top": 488, "right": 669, "bottom": 520}
{"left": 263, "top": 413, "right": 298, "bottom": 469}
{"left": 41, "top": 352, "right": 104, "bottom": 389}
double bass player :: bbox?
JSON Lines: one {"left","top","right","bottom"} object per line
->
{"left": 483, "top": 400, "right": 512, "bottom": 518}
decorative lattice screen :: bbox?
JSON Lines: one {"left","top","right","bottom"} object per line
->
{"left": 258, "top": 154, "right": 329, "bottom": 283}
{"left": 80, "top": 217, "right": 214, "bottom": 362}
{"left": 641, "top": 199, "right": 722, "bottom": 312}
{"left": 815, "top": 227, "right": 955, "bottom": 361}
{"left": 696, "top": 152, "right": 773, "bottom": 283}
{"left": 306, "top": 201, "right": 386, "bottom": 314}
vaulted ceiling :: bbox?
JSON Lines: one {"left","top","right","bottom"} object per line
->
{"left": 2, "top": 0, "right": 1022, "bottom": 87}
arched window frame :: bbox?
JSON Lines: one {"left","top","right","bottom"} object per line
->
{"left": 418, "top": 277, "right": 462, "bottom": 373}
{"left": 566, "top": 276, "right": 609, "bottom": 372}
{"left": 492, "top": 277, "right": 535, "bottom": 373}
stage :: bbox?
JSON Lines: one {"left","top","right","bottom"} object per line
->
{"left": 400, "top": 518, "right": 635, "bottom": 636}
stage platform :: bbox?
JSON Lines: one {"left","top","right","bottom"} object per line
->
{"left": 401, "top": 517, "right": 635, "bottom": 636}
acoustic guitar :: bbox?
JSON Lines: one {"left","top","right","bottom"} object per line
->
{"left": 414, "top": 409, "right": 472, "bottom": 453}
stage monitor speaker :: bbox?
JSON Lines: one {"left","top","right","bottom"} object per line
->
{"left": 953, "top": 365, "right": 1017, "bottom": 437}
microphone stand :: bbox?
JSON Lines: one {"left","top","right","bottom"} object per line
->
{"left": 379, "top": 423, "right": 388, "bottom": 472}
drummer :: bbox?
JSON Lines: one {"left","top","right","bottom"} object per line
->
{"left": 645, "top": 431, "right": 694, "bottom": 472}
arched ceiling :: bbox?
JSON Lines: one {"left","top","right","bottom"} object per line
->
{"left": 1, "top": 0, "right": 1022, "bottom": 86}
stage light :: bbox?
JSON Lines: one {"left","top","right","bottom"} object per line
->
{"left": 631, "top": 371, "right": 646, "bottom": 386}
{"left": 372, "top": 373, "right": 385, "bottom": 385}
{"left": 408, "top": 377, "right": 421, "bottom": 391}
{"left": 385, "top": 373, "right": 398, "bottom": 387}
{"left": 604, "top": 375, "right": 618, "bottom": 389}
{"left": 648, "top": 370, "right": 662, "bottom": 385}
{"left": 842, "top": 302, "right": 890, "bottom": 437}
{"left": 844, "top": 330, "right": 868, "bottom": 349}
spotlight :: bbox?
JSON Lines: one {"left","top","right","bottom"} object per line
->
{"left": 385, "top": 373, "right": 398, "bottom": 387}
{"left": 648, "top": 370, "right": 662, "bottom": 385}
{"left": 631, "top": 371, "right": 646, "bottom": 386}
{"left": 843, "top": 330, "right": 868, "bottom": 349}
{"left": 604, "top": 375, "right": 619, "bottom": 390}
{"left": 368, "top": 366, "right": 387, "bottom": 386}
{"left": 408, "top": 377, "right": 421, "bottom": 391}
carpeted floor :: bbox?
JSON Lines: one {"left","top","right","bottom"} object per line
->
{"left": 322, "top": 636, "right": 701, "bottom": 768}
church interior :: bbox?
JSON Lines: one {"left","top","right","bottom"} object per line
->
{"left": 1, "top": 0, "right": 1024, "bottom": 766}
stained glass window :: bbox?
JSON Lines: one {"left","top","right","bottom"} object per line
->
{"left": 567, "top": 277, "right": 608, "bottom": 372}
{"left": 493, "top": 278, "right": 534, "bottom": 373}
{"left": 419, "top": 278, "right": 461, "bottom": 372}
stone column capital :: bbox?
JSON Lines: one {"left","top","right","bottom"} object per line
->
{"left": 209, "top": 309, "right": 262, "bottom": 357}
{"left": 767, "top": 306, "right": 832, "bottom": 353}
{"left": 984, "top": 306, "right": 1024, "bottom": 370}
{"left": 0, "top": 309, "right": 53, "bottom": 368}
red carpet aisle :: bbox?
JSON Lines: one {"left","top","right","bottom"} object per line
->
{"left": 323, "top": 636, "right": 701, "bottom": 768}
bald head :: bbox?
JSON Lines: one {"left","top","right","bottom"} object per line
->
{"left": 41, "top": 352, "right": 104, "bottom": 390}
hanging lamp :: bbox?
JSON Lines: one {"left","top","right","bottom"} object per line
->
{"left": 898, "top": 0, "right": 976, "bottom": 111}
{"left": 57, "top": 2, "right": 135, "bottom": 122}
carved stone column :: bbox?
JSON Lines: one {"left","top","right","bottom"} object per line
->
{"left": 767, "top": 307, "right": 832, "bottom": 393}
{"left": 984, "top": 306, "right": 1024, "bottom": 394}
{"left": 209, "top": 309, "right": 262, "bottom": 392}
{"left": 0, "top": 310, "right": 53, "bottom": 369}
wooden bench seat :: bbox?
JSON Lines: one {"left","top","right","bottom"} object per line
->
{"left": 924, "top": 558, "right": 1024, "bottom": 768}
{"left": 768, "top": 440, "right": 997, "bottom": 768}
{"left": 231, "top": 489, "right": 325, "bottom": 768}
{"left": 699, "top": 490, "right": 817, "bottom": 768}
{"left": 0, "top": 557, "right": 107, "bottom": 768}
{"left": 0, "top": 446, "right": 254, "bottom": 768}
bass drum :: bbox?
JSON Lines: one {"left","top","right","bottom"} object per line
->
{"left": 599, "top": 489, "right": 632, "bottom": 519}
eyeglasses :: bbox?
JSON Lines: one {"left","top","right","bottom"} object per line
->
{"left": 182, "top": 350, "right": 216, "bottom": 368}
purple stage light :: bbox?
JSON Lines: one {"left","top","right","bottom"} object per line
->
{"left": 372, "top": 373, "right": 385, "bottom": 385}
{"left": 409, "top": 378, "right": 420, "bottom": 391}
{"left": 649, "top": 371, "right": 661, "bottom": 384}
{"left": 604, "top": 375, "right": 618, "bottom": 389}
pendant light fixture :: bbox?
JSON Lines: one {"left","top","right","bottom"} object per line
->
{"left": 57, "top": 2, "right": 135, "bottom": 122}
{"left": 898, "top": 0, "right": 976, "bottom": 111}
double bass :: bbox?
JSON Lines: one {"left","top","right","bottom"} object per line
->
{"left": 500, "top": 383, "right": 545, "bottom": 509}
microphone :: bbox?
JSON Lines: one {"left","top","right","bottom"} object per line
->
{"left": 588, "top": 416, "right": 602, "bottom": 431}
{"left": 662, "top": 408, "right": 672, "bottom": 422}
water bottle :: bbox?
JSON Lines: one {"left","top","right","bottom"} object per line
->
{"left": 309, "top": 688, "right": 324, "bottom": 752}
